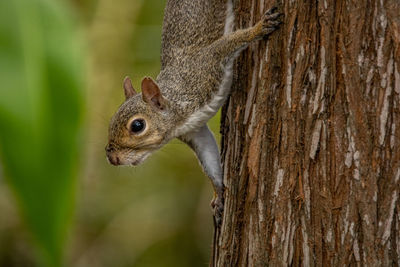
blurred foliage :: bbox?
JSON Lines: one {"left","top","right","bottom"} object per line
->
{"left": 0, "top": 0, "right": 84, "bottom": 266}
{"left": 0, "top": 0, "right": 218, "bottom": 266}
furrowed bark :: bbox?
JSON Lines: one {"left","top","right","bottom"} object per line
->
{"left": 213, "top": 0, "right": 400, "bottom": 266}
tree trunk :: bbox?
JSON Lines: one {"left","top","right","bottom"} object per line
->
{"left": 213, "top": 0, "right": 400, "bottom": 266}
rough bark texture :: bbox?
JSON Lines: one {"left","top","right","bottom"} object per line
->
{"left": 213, "top": 0, "right": 400, "bottom": 266}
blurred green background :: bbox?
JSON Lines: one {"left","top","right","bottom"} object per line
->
{"left": 0, "top": 0, "right": 219, "bottom": 266}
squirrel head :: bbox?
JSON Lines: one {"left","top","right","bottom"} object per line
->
{"left": 106, "top": 76, "right": 171, "bottom": 166}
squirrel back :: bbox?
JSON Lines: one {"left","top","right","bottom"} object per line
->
{"left": 161, "top": 0, "right": 230, "bottom": 68}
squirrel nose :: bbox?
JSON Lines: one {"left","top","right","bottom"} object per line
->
{"left": 107, "top": 154, "right": 120, "bottom": 166}
{"left": 105, "top": 144, "right": 114, "bottom": 153}
{"left": 106, "top": 152, "right": 120, "bottom": 166}
{"left": 105, "top": 144, "right": 120, "bottom": 165}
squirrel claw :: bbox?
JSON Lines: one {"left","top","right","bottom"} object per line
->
{"left": 211, "top": 195, "right": 224, "bottom": 228}
{"left": 258, "top": 7, "right": 283, "bottom": 37}
{"left": 266, "top": 6, "right": 278, "bottom": 15}
{"left": 264, "top": 10, "right": 280, "bottom": 20}
{"left": 263, "top": 8, "right": 282, "bottom": 24}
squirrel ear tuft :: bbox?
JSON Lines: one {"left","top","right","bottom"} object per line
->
{"left": 141, "top": 77, "right": 166, "bottom": 110}
{"left": 123, "top": 76, "right": 137, "bottom": 99}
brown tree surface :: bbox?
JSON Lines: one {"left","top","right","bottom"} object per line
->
{"left": 213, "top": 0, "right": 400, "bottom": 266}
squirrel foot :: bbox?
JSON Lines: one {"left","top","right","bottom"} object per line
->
{"left": 257, "top": 6, "right": 282, "bottom": 37}
{"left": 211, "top": 191, "right": 224, "bottom": 228}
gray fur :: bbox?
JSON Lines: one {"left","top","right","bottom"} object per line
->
{"left": 107, "top": 0, "right": 281, "bottom": 225}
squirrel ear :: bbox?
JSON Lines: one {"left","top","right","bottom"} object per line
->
{"left": 141, "top": 77, "right": 166, "bottom": 110}
{"left": 123, "top": 76, "right": 137, "bottom": 99}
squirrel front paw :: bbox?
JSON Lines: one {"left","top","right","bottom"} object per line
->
{"left": 211, "top": 192, "right": 224, "bottom": 228}
{"left": 256, "top": 6, "right": 282, "bottom": 37}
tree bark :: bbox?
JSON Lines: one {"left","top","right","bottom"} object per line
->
{"left": 213, "top": 0, "right": 400, "bottom": 266}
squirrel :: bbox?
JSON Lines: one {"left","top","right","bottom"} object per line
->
{"left": 106, "top": 0, "right": 281, "bottom": 226}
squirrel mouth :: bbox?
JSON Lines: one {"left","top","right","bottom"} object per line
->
{"left": 130, "top": 160, "right": 141, "bottom": 166}
{"left": 129, "top": 150, "right": 151, "bottom": 166}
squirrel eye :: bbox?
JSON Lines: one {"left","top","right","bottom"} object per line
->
{"left": 130, "top": 119, "right": 146, "bottom": 134}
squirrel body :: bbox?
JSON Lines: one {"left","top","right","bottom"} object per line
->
{"left": 107, "top": 0, "right": 281, "bottom": 224}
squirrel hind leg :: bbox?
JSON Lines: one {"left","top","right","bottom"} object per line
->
{"left": 179, "top": 124, "right": 225, "bottom": 226}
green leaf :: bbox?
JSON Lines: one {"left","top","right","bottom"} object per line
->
{"left": 0, "top": 0, "right": 84, "bottom": 266}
